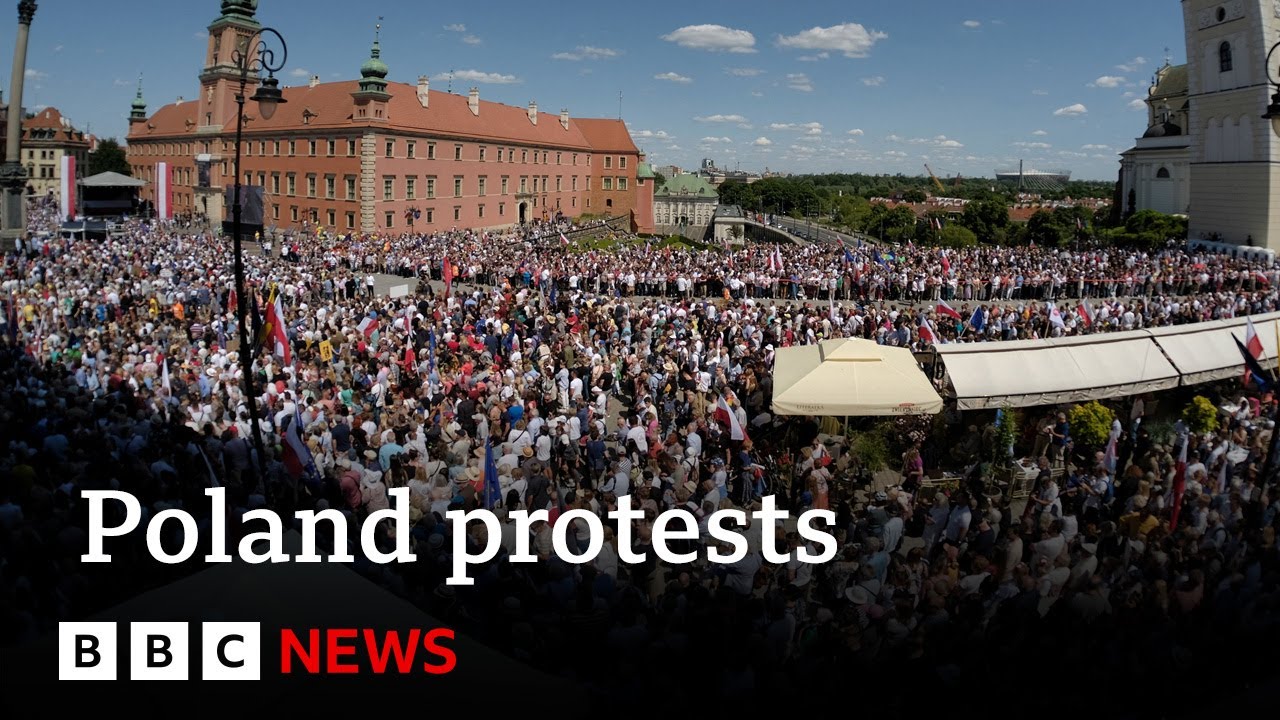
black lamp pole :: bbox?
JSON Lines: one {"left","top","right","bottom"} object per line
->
{"left": 230, "top": 27, "right": 288, "bottom": 495}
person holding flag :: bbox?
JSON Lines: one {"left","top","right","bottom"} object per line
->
{"left": 1243, "top": 317, "right": 1264, "bottom": 387}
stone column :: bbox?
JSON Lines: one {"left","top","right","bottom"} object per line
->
{"left": 1, "top": 0, "right": 37, "bottom": 245}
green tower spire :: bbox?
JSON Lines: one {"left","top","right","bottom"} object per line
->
{"left": 129, "top": 75, "right": 147, "bottom": 123}
{"left": 358, "top": 22, "right": 390, "bottom": 95}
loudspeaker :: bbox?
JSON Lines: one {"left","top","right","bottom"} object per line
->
{"left": 224, "top": 186, "right": 265, "bottom": 226}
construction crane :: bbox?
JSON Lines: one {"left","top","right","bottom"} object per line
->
{"left": 923, "top": 164, "right": 945, "bottom": 193}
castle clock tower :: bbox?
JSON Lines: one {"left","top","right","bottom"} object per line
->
{"left": 198, "top": 0, "right": 261, "bottom": 133}
{"left": 1183, "top": 0, "right": 1280, "bottom": 247}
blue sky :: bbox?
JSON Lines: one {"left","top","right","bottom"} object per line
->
{"left": 3, "top": 0, "right": 1187, "bottom": 180}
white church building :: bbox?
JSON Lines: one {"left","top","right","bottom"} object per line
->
{"left": 1121, "top": 1, "right": 1280, "bottom": 249}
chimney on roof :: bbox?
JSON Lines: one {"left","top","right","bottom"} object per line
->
{"left": 527, "top": 100, "right": 537, "bottom": 125}
{"left": 560, "top": 108, "right": 569, "bottom": 130}
{"left": 309, "top": 75, "right": 319, "bottom": 88}
{"left": 468, "top": 87, "right": 479, "bottom": 116}
{"left": 417, "top": 75, "right": 429, "bottom": 108}
{"left": 175, "top": 96, "right": 184, "bottom": 104}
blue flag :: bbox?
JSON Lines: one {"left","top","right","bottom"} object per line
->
{"left": 549, "top": 282, "right": 558, "bottom": 309}
{"left": 969, "top": 306, "right": 985, "bottom": 332}
{"left": 484, "top": 439, "right": 502, "bottom": 509}
{"left": 427, "top": 329, "right": 437, "bottom": 372}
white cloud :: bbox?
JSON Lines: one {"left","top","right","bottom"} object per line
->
{"left": 655, "top": 72, "right": 693, "bottom": 83}
{"left": 797, "top": 52, "right": 830, "bottom": 62}
{"left": 847, "top": 128, "right": 864, "bottom": 136}
{"left": 553, "top": 46, "right": 619, "bottom": 61}
{"left": 1116, "top": 56, "right": 1147, "bottom": 73}
{"left": 937, "top": 139, "right": 963, "bottom": 148}
{"left": 725, "top": 67, "right": 763, "bottom": 76}
{"left": 1128, "top": 98, "right": 1147, "bottom": 110}
{"left": 751, "top": 91, "right": 764, "bottom": 97}
{"left": 786, "top": 73, "right": 814, "bottom": 92}
{"left": 1053, "top": 103, "right": 1088, "bottom": 116}
{"left": 444, "top": 24, "right": 466, "bottom": 32}
{"left": 1032, "top": 89, "right": 1049, "bottom": 96}
{"left": 861, "top": 76, "right": 885, "bottom": 87}
{"left": 661, "top": 24, "right": 756, "bottom": 53}
{"left": 113, "top": 78, "right": 133, "bottom": 87}
{"left": 1032, "top": 129, "right": 1048, "bottom": 136}
{"left": 289, "top": 68, "right": 311, "bottom": 78}
{"left": 1014, "top": 141, "right": 1052, "bottom": 149}
{"left": 53, "top": 44, "right": 63, "bottom": 52}
{"left": 700, "top": 136, "right": 732, "bottom": 143}
{"left": 443, "top": 69, "right": 520, "bottom": 84}
{"left": 769, "top": 122, "right": 823, "bottom": 135}
{"left": 193, "top": 31, "right": 206, "bottom": 40}
{"left": 1090, "top": 75, "right": 1125, "bottom": 88}
{"left": 695, "top": 114, "right": 748, "bottom": 123}
{"left": 753, "top": 136, "right": 773, "bottom": 146}
{"left": 886, "top": 134, "right": 903, "bottom": 142}
{"left": 776, "top": 23, "right": 887, "bottom": 58}
{"left": 884, "top": 150, "right": 907, "bottom": 158}
{"left": 1082, "top": 144, "right": 1110, "bottom": 150}
{"left": 632, "top": 129, "right": 673, "bottom": 140}
{"left": 462, "top": 35, "right": 482, "bottom": 45}
{"left": 962, "top": 20, "right": 981, "bottom": 28}
{"left": 24, "top": 68, "right": 46, "bottom": 81}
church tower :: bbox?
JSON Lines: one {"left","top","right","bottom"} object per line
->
{"left": 198, "top": 0, "right": 262, "bottom": 132}
{"left": 128, "top": 76, "right": 147, "bottom": 127}
{"left": 1183, "top": 0, "right": 1280, "bottom": 247}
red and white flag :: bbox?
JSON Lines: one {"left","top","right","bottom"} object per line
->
{"left": 263, "top": 292, "right": 291, "bottom": 365}
{"left": 1076, "top": 301, "right": 1093, "bottom": 329}
{"left": 1046, "top": 302, "right": 1065, "bottom": 329}
{"left": 936, "top": 300, "right": 962, "bottom": 321}
{"left": 918, "top": 318, "right": 939, "bottom": 345}
{"left": 1244, "top": 317, "right": 1264, "bottom": 386}
{"left": 715, "top": 394, "right": 747, "bottom": 442}
{"left": 156, "top": 161, "right": 172, "bottom": 220}
{"left": 442, "top": 256, "right": 454, "bottom": 297}
{"left": 560, "top": 232, "right": 569, "bottom": 246}
{"left": 357, "top": 316, "right": 379, "bottom": 339}
{"left": 940, "top": 250, "right": 951, "bottom": 276}
{"left": 59, "top": 155, "right": 76, "bottom": 221}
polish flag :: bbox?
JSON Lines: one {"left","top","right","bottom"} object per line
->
{"left": 60, "top": 155, "right": 76, "bottom": 221}
{"left": 263, "top": 292, "right": 292, "bottom": 365}
{"left": 715, "top": 394, "right": 747, "bottom": 442}
{"left": 1244, "top": 317, "right": 1264, "bottom": 386}
{"left": 940, "top": 250, "right": 951, "bottom": 277}
{"left": 357, "top": 315, "right": 379, "bottom": 339}
{"left": 156, "top": 161, "right": 172, "bottom": 220}
{"left": 1077, "top": 301, "right": 1093, "bottom": 329}
{"left": 935, "top": 300, "right": 962, "bottom": 321}
{"left": 918, "top": 318, "right": 940, "bottom": 345}
{"left": 560, "top": 232, "right": 570, "bottom": 246}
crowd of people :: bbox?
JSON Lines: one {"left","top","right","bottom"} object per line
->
{"left": 2, "top": 195, "right": 1279, "bottom": 712}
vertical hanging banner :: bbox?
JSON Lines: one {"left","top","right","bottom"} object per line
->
{"left": 59, "top": 155, "right": 76, "bottom": 221}
{"left": 156, "top": 161, "right": 172, "bottom": 220}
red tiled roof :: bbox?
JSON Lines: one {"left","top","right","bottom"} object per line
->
{"left": 575, "top": 118, "right": 638, "bottom": 153}
{"left": 22, "top": 107, "right": 90, "bottom": 146}
{"left": 129, "top": 80, "right": 631, "bottom": 152}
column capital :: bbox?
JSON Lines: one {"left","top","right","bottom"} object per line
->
{"left": 17, "top": 0, "right": 36, "bottom": 25}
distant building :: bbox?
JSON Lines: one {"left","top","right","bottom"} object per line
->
{"left": 126, "top": 0, "right": 640, "bottom": 232}
{"left": 712, "top": 204, "right": 746, "bottom": 246}
{"left": 20, "top": 107, "right": 92, "bottom": 200}
{"left": 1119, "top": 61, "right": 1190, "bottom": 217}
{"left": 694, "top": 158, "right": 761, "bottom": 186}
{"left": 653, "top": 173, "right": 718, "bottom": 238}
{"left": 654, "top": 164, "right": 683, "bottom": 178}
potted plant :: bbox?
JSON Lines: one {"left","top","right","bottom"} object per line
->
{"left": 1182, "top": 395, "right": 1219, "bottom": 435}
{"left": 1067, "top": 400, "right": 1116, "bottom": 458}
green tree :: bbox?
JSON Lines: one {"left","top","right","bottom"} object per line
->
{"left": 88, "top": 137, "right": 131, "bottom": 176}
{"left": 937, "top": 224, "right": 978, "bottom": 248}
{"left": 716, "top": 179, "right": 754, "bottom": 209}
{"left": 902, "top": 188, "right": 927, "bottom": 203}
{"left": 959, "top": 198, "right": 1010, "bottom": 242}
{"left": 652, "top": 171, "right": 666, "bottom": 191}
{"left": 1025, "top": 209, "right": 1070, "bottom": 247}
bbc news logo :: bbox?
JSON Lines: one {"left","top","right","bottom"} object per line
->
{"left": 59, "top": 622, "right": 457, "bottom": 680}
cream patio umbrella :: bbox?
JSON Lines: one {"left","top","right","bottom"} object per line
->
{"left": 771, "top": 338, "right": 943, "bottom": 417}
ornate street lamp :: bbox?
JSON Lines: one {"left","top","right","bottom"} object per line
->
{"left": 1262, "top": 41, "right": 1280, "bottom": 137}
{"left": 229, "top": 27, "right": 287, "bottom": 489}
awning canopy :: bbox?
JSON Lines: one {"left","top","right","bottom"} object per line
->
{"left": 936, "top": 311, "right": 1280, "bottom": 410}
{"left": 78, "top": 170, "right": 146, "bottom": 188}
{"left": 1147, "top": 311, "right": 1280, "bottom": 386}
{"left": 772, "top": 338, "right": 943, "bottom": 416}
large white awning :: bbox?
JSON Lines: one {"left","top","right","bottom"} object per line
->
{"left": 1147, "top": 311, "right": 1280, "bottom": 386}
{"left": 935, "top": 331, "right": 1181, "bottom": 410}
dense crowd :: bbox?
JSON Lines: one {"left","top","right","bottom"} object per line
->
{"left": 2, "top": 196, "right": 1279, "bottom": 713}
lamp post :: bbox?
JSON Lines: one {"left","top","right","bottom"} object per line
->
{"left": 229, "top": 27, "right": 288, "bottom": 493}
{"left": 1262, "top": 41, "right": 1280, "bottom": 138}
